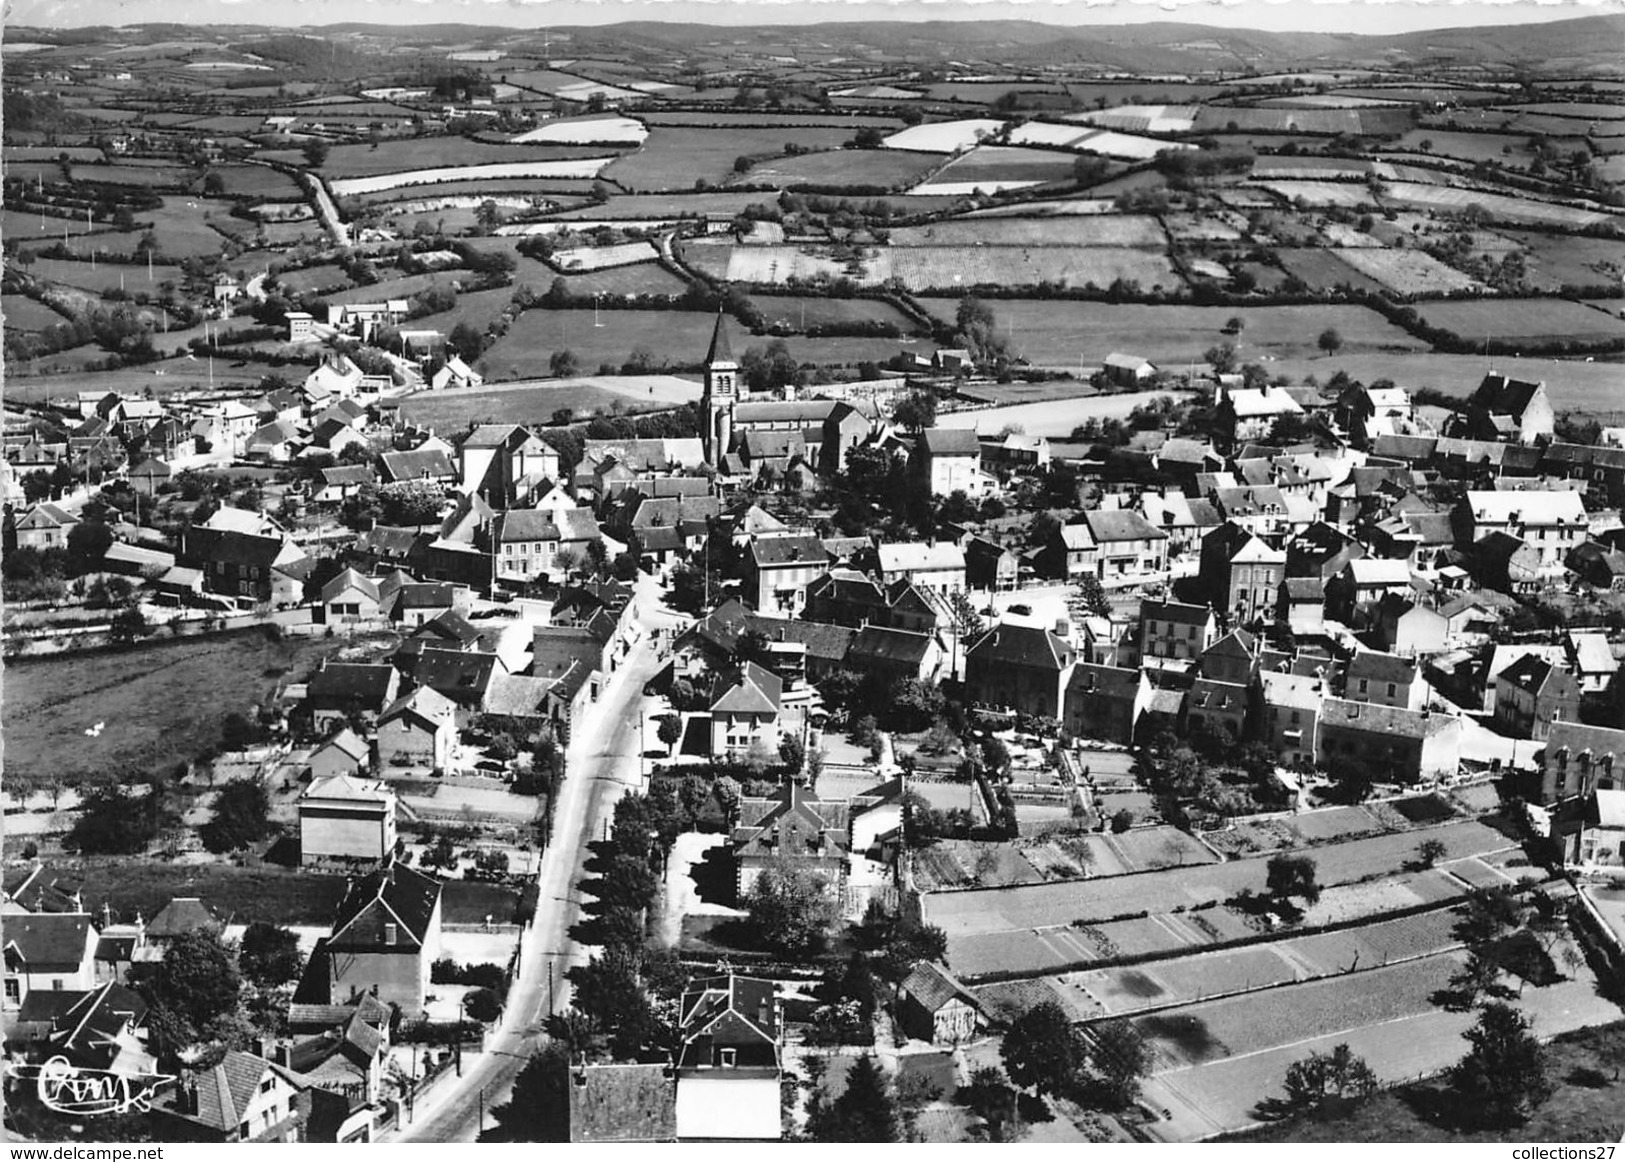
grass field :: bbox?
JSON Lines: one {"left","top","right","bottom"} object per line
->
{"left": 1416, "top": 298, "right": 1625, "bottom": 342}
{"left": 209, "top": 164, "right": 303, "bottom": 199}
{"left": 479, "top": 307, "right": 723, "bottom": 377}
{"left": 1268, "top": 351, "right": 1625, "bottom": 414}
{"left": 604, "top": 125, "right": 859, "bottom": 191}
{"left": 916, "top": 298, "right": 1426, "bottom": 366}
{"left": 1274, "top": 248, "right": 1387, "bottom": 293}
{"left": 730, "top": 148, "right": 941, "bottom": 190}
{"left": 275, "top": 263, "right": 353, "bottom": 295}
{"left": 24, "top": 255, "right": 185, "bottom": 294}
{"left": 924, "top": 145, "right": 1081, "bottom": 185}
{"left": 743, "top": 293, "right": 919, "bottom": 334}
{"left": 933, "top": 389, "right": 1187, "bottom": 439}
{"left": 1506, "top": 230, "right": 1625, "bottom": 289}
{"left": 2, "top": 630, "right": 363, "bottom": 787}
{"left": 3, "top": 294, "right": 72, "bottom": 330}
{"left": 399, "top": 377, "right": 688, "bottom": 427}
{"left": 888, "top": 214, "right": 1166, "bottom": 247}
{"left": 70, "top": 162, "right": 191, "bottom": 189}
{"left": 320, "top": 137, "right": 615, "bottom": 179}
{"left": 1382, "top": 181, "right": 1620, "bottom": 229}
{"left": 143, "top": 196, "right": 251, "bottom": 258}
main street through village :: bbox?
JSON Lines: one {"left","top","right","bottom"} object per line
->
{"left": 393, "top": 574, "right": 682, "bottom": 1142}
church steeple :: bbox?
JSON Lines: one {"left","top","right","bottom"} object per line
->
{"left": 704, "top": 309, "right": 735, "bottom": 366}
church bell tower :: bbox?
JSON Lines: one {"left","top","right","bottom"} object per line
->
{"left": 701, "top": 311, "right": 737, "bottom": 470}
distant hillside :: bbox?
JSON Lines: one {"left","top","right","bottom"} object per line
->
{"left": 8, "top": 13, "right": 1625, "bottom": 77}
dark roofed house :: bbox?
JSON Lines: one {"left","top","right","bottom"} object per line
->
{"left": 3, "top": 912, "right": 99, "bottom": 1011}
{"left": 306, "top": 661, "right": 401, "bottom": 733}
{"left": 965, "top": 620, "right": 1075, "bottom": 720}
{"left": 1317, "top": 698, "right": 1462, "bottom": 784}
{"left": 674, "top": 975, "right": 783, "bottom": 1140}
{"left": 1494, "top": 654, "right": 1580, "bottom": 742}
{"left": 397, "top": 647, "right": 503, "bottom": 713}
{"left": 744, "top": 534, "right": 830, "bottom": 617}
{"left": 314, "top": 862, "right": 443, "bottom": 1015}
{"left": 1064, "top": 662, "right": 1150, "bottom": 745}
{"left": 2, "top": 864, "right": 84, "bottom": 914}
{"left": 846, "top": 624, "right": 942, "bottom": 684}
{"left": 380, "top": 447, "right": 456, "bottom": 485}
{"left": 1345, "top": 650, "right": 1424, "bottom": 710}
{"left": 146, "top": 897, "right": 225, "bottom": 944}
{"left": 152, "top": 1050, "right": 309, "bottom": 1142}
{"left": 1463, "top": 373, "right": 1554, "bottom": 445}
{"left": 898, "top": 962, "right": 982, "bottom": 1046}
{"left": 1540, "top": 721, "right": 1625, "bottom": 804}
{"left": 709, "top": 661, "right": 783, "bottom": 760}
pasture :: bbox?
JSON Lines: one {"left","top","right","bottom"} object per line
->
{"left": 933, "top": 389, "right": 1187, "bottom": 439}
{"left": 604, "top": 126, "right": 859, "bottom": 191}
{"left": 25, "top": 255, "right": 185, "bottom": 294}
{"left": 742, "top": 294, "right": 919, "bottom": 334}
{"left": 1274, "top": 248, "right": 1385, "bottom": 293}
{"left": 2, "top": 294, "right": 70, "bottom": 330}
{"left": 1268, "top": 351, "right": 1625, "bottom": 415}
{"left": 321, "top": 138, "right": 614, "bottom": 179}
{"left": 398, "top": 375, "right": 699, "bottom": 428}
{"left": 479, "top": 307, "right": 730, "bottom": 377}
{"left": 1506, "top": 230, "right": 1625, "bottom": 289}
{"left": 2, "top": 630, "right": 356, "bottom": 787}
{"left": 916, "top": 299, "right": 1426, "bottom": 366}
{"left": 1382, "top": 181, "right": 1621, "bottom": 229}
{"left": 731, "top": 148, "right": 942, "bottom": 190}
{"left": 888, "top": 214, "right": 1166, "bottom": 247}
{"left": 1416, "top": 298, "right": 1625, "bottom": 342}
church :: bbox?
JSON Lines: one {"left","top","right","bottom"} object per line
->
{"left": 698, "top": 313, "right": 880, "bottom": 482}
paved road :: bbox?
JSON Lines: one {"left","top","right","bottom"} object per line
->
{"left": 392, "top": 576, "right": 677, "bottom": 1142}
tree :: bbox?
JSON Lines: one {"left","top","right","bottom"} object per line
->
{"left": 1087, "top": 1019, "right": 1151, "bottom": 1108}
{"left": 238, "top": 922, "right": 302, "bottom": 987}
{"left": 1077, "top": 572, "right": 1110, "bottom": 617}
{"left": 1317, "top": 327, "right": 1343, "bottom": 357}
{"left": 301, "top": 139, "right": 329, "bottom": 169}
{"left": 128, "top": 928, "right": 242, "bottom": 1044}
{"left": 1265, "top": 854, "right": 1320, "bottom": 910}
{"left": 891, "top": 391, "right": 937, "bottom": 434}
{"left": 464, "top": 987, "right": 503, "bottom": 1022}
{"left": 810, "top": 1054, "right": 900, "bottom": 1142}
{"left": 1262, "top": 1043, "right": 1379, "bottom": 1120}
{"left": 779, "top": 733, "right": 806, "bottom": 776}
{"left": 200, "top": 779, "right": 272, "bottom": 853}
{"left": 745, "top": 857, "right": 836, "bottom": 956}
{"left": 714, "top": 775, "right": 741, "bottom": 823}
{"left": 1002, "top": 1001, "right": 1085, "bottom": 1097}
{"left": 1416, "top": 838, "right": 1448, "bottom": 869}
{"left": 949, "top": 590, "right": 986, "bottom": 640}
{"left": 656, "top": 713, "right": 683, "bottom": 756}
{"left": 1225, "top": 316, "right": 1245, "bottom": 335}
{"left": 491, "top": 1043, "right": 570, "bottom": 1141}
{"left": 110, "top": 606, "right": 150, "bottom": 646}
{"left": 1111, "top": 808, "right": 1135, "bottom": 834}
{"left": 678, "top": 774, "right": 710, "bottom": 826}
{"left": 550, "top": 349, "right": 579, "bottom": 378}
{"left": 1204, "top": 342, "right": 1238, "bottom": 375}
{"left": 68, "top": 787, "right": 161, "bottom": 855}
{"left": 1450, "top": 1002, "right": 1552, "bottom": 1128}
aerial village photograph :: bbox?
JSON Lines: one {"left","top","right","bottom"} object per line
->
{"left": 1, "top": 0, "right": 1624, "bottom": 1148}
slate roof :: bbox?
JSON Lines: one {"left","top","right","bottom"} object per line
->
{"left": 1346, "top": 650, "right": 1418, "bottom": 691}
{"left": 1318, "top": 698, "right": 1458, "bottom": 740}
{"left": 878, "top": 540, "right": 966, "bottom": 574}
{"left": 320, "top": 568, "right": 380, "bottom": 605}
{"left": 710, "top": 660, "right": 783, "bottom": 716}
{"left": 3, "top": 912, "right": 93, "bottom": 971}
{"left": 327, "top": 862, "right": 442, "bottom": 951}
{"left": 747, "top": 534, "right": 830, "bottom": 569}
{"left": 1083, "top": 508, "right": 1166, "bottom": 543}
{"left": 310, "top": 728, "right": 372, "bottom": 765}
{"left": 917, "top": 428, "right": 982, "bottom": 456}
{"left": 1471, "top": 373, "right": 1545, "bottom": 420}
{"left": 1069, "top": 662, "right": 1143, "bottom": 700}
{"left": 2, "top": 864, "right": 82, "bottom": 914}
{"left": 380, "top": 448, "right": 456, "bottom": 482}
{"left": 147, "top": 897, "right": 224, "bottom": 939}
{"left": 307, "top": 662, "right": 398, "bottom": 710}
{"left": 704, "top": 311, "right": 735, "bottom": 365}
{"left": 848, "top": 625, "right": 936, "bottom": 669}
{"left": 967, "top": 621, "right": 1074, "bottom": 670}
{"left": 399, "top": 649, "right": 499, "bottom": 707}
{"left": 1140, "top": 598, "right": 1215, "bottom": 628}
{"left": 1499, "top": 654, "right": 1574, "bottom": 698}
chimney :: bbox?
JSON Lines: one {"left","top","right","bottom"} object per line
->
{"left": 275, "top": 1043, "right": 293, "bottom": 1068}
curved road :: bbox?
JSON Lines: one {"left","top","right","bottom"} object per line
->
{"left": 391, "top": 576, "right": 678, "bottom": 1142}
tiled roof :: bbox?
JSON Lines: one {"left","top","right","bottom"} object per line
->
{"left": 3, "top": 912, "right": 93, "bottom": 970}
{"left": 918, "top": 428, "right": 982, "bottom": 456}
{"left": 967, "top": 621, "right": 1073, "bottom": 671}
{"left": 710, "top": 661, "right": 783, "bottom": 715}
{"left": 147, "top": 897, "right": 224, "bottom": 939}
{"left": 1319, "top": 697, "right": 1458, "bottom": 740}
{"left": 1346, "top": 650, "right": 1418, "bottom": 690}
